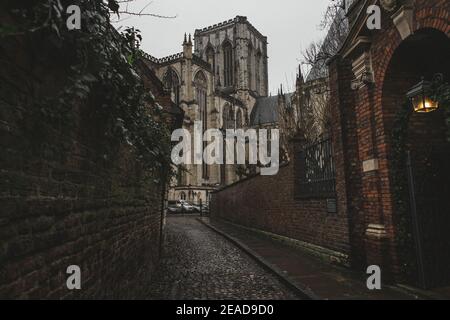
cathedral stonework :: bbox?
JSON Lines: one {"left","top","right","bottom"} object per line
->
{"left": 141, "top": 16, "right": 270, "bottom": 204}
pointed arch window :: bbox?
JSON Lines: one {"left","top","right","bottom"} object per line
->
{"left": 195, "top": 71, "right": 209, "bottom": 179}
{"left": 236, "top": 109, "right": 242, "bottom": 129}
{"left": 222, "top": 103, "right": 235, "bottom": 129}
{"left": 163, "top": 67, "right": 180, "bottom": 105}
{"left": 255, "top": 51, "right": 262, "bottom": 94}
{"left": 205, "top": 46, "right": 216, "bottom": 73}
{"left": 247, "top": 44, "right": 254, "bottom": 90}
{"left": 223, "top": 41, "right": 234, "bottom": 87}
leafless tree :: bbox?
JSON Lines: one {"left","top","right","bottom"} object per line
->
{"left": 109, "top": 0, "right": 177, "bottom": 22}
{"left": 296, "top": 0, "right": 348, "bottom": 142}
{"left": 302, "top": 0, "right": 348, "bottom": 71}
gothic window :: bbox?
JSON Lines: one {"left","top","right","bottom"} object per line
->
{"left": 180, "top": 192, "right": 186, "bottom": 200}
{"left": 195, "top": 71, "right": 209, "bottom": 179}
{"left": 247, "top": 44, "right": 254, "bottom": 91}
{"left": 223, "top": 41, "right": 233, "bottom": 87}
{"left": 177, "top": 164, "right": 187, "bottom": 186}
{"left": 163, "top": 67, "right": 180, "bottom": 105}
{"left": 205, "top": 45, "right": 215, "bottom": 73}
{"left": 256, "top": 51, "right": 262, "bottom": 93}
{"left": 236, "top": 109, "right": 242, "bottom": 129}
{"left": 223, "top": 104, "right": 235, "bottom": 129}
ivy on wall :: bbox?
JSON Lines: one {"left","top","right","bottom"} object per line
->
{"left": 390, "top": 80, "right": 450, "bottom": 284}
{"left": 1, "top": 0, "right": 173, "bottom": 183}
{"left": 432, "top": 80, "right": 450, "bottom": 141}
{"left": 390, "top": 100, "right": 417, "bottom": 283}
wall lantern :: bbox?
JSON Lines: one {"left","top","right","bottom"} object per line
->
{"left": 406, "top": 74, "right": 443, "bottom": 113}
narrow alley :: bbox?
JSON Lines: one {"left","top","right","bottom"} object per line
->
{"left": 147, "top": 216, "right": 300, "bottom": 300}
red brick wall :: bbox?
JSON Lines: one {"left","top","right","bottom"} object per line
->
{"left": 329, "top": 0, "right": 450, "bottom": 280}
{"left": 211, "top": 159, "right": 351, "bottom": 257}
{"left": 0, "top": 27, "right": 166, "bottom": 299}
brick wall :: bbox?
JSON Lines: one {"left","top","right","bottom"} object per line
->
{"left": 329, "top": 0, "right": 450, "bottom": 281}
{"left": 0, "top": 25, "right": 166, "bottom": 299}
{"left": 211, "top": 155, "right": 351, "bottom": 259}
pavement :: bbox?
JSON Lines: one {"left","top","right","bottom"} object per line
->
{"left": 146, "top": 215, "right": 301, "bottom": 300}
{"left": 198, "top": 217, "right": 425, "bottom": 300}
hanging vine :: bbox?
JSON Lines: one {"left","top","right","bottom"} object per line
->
{"left": 390, "top": 100, "right": 417, "bottom": 283}
{"left": 1, "top": 0, "right": 174, "bottom": 183}
{"left": 431, "top": 79, "right": 450, "bottom": 141}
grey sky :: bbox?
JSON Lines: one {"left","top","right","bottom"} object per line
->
{"left": 116, "top": 0, "right": 331, "bottom": 95}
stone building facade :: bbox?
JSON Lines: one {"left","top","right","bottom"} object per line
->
{"left": 142, "top": 16, "right": 270, "bottom": 204}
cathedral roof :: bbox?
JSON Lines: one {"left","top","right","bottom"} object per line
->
{"left": 250, "top": 93, "right": 294, "bottom": 126}
{"left": 250, "top": 96, "right": 279, "bottom": 126}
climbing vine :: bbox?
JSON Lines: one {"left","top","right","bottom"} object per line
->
{"left": 431, "top": 80, "right": 450, "bottom": 141}
{"left": 390, "top": 100, "right": 416, "bottom": 283}
{"left": 390, "top": 79, "right": 450, "bottom": 283}
{"left": 1, "top": 0, "right": 173, "bottom": 183}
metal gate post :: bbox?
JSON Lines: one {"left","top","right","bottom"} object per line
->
{"left": 406, "top": 151, "right": 427, "bottom": 288}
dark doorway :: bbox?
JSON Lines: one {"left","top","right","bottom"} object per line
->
{"left": 383, "top": 28, "right": 450, "bottom": 288}
{"left": 407, "top": 149, "right": 450, "bottom": 288}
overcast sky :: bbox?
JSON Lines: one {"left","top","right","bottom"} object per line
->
{"left": 116, "top": 0, "right": 331, "bottom": 95}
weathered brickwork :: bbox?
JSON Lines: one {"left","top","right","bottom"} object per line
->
{"left": 0, "top": 101, "right": 165, "bottom": 299}
{"left": 329, "top": 0, "right": 450, "bottom": 282}
{"left": 0, "top": 31, "right": 168, "bottom": 299}
{"left": 211, "top": 159, "right": 351, "bottom": 260}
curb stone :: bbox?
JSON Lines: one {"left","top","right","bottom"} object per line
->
{"left": 197, "top": 218, "right": 319, "bottom": 300}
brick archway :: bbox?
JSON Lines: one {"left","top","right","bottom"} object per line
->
{"left": 376, "top": 6, "right": 450, "bottom": 90}
{"left": 328, "top": 0, "right": 450, "bottom": 287}
{"left": 380, "top": 27, "right": 450, "bottom": 288}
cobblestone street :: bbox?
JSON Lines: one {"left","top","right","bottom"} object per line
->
{"left": 147, "top": 216, "right": 299, "bottom": 300}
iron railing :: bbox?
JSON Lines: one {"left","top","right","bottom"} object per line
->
{"left": 296, "top": 137, "right": 336, "bottom": 198}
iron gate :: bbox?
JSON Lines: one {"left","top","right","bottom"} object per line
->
{"left": 296, "top": 137, "right": 336, "bottom": 198}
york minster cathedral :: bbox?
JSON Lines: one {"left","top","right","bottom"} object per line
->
{"left": 142, "top": 16, "right": 278, "bottom": 204}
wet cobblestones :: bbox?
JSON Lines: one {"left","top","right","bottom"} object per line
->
{"left": 147, "top": 216, "right": 299, "bottom": 300}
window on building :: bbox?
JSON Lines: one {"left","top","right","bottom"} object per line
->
{"left": 222, "top": 103, "right": 235, "bottom": 129}
{"left": 205, "top": 45, "right": 215, "bottom": 73}
{"left": 223, "top": 41, "right": 233, "bottom": 87}
{"left": 163, "top": 67, "right": 180, "bottom": 106}
{"left": 255, "top": 51, "right": 262, "bottom": 93}
{"left": 177, "top": 165, "right": 186, "bottom": 186}
{"left": 247, "top": 44, "right": 254, "bottom": 90}
{"left": 195, "top": 71, "right": 209, "bottom": 179}
{"left": 236, "top": 109, "right": 242, "bottom": 129}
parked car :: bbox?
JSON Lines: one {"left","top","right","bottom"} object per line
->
{"left": 192, "top": 203, "right": 209, "bottom": 214}
{"left": 178, "top": 200, "right": 196, "bottom": 213}
{"left": 192, "top": 203, "right": 201, "bottom": 213}
{"left": 167, "top": 201, "right": 181, "bottom": 214}
{"left": 167, "top": 200, "right": 201, "bottom": 214}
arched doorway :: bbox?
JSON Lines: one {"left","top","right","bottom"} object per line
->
{"left": 382, "top": 29, "right": 450, "bottom": 288}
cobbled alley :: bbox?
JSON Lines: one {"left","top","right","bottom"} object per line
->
{"left": 146, "top": 216, "right": 299, "bottom": 300}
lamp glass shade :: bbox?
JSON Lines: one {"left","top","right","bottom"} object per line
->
{"left": 406, "top": 80, "right": 439, "bottom": 113}
{"left": 411, "top": 95, "right": 439, "bottom": 113}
